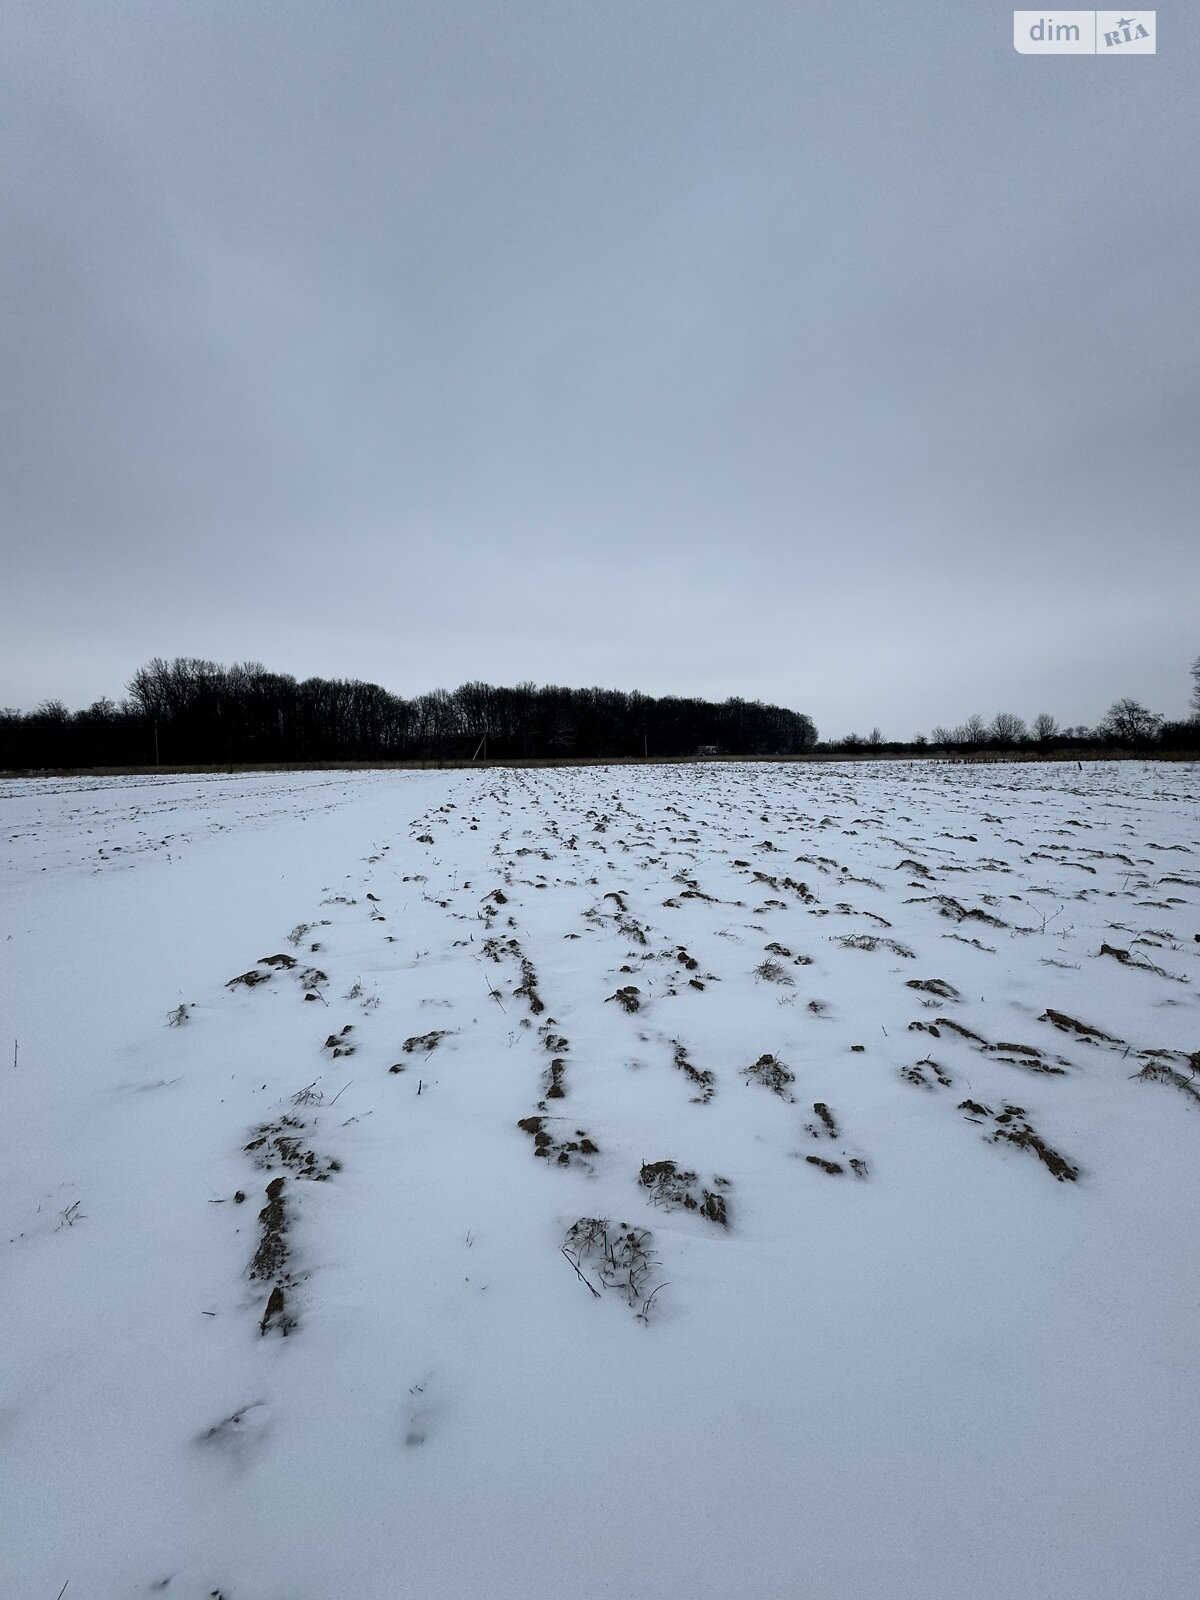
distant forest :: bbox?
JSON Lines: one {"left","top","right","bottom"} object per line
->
{"left": 3, "top": 656, "right": 1196, "bottom": 771}
{"left": 1, "top": 657, "right": 819, "bottom": 768}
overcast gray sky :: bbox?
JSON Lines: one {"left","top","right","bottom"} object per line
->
{"left": 3, "top": 2, "right": 1197, "bottom": 738}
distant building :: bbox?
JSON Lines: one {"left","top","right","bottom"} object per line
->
{"left": 696, "top": 745, "right": 721, "bottom": 757}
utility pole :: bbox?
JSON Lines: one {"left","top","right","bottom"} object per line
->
{"left": 154, "top": 720, "right": 159, "bottom": 766}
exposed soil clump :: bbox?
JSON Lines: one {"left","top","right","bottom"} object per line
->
{"left": 638, "top": 1160, "right": 729, "bottom": 1225}
{"left": 741, "top": 1052, "right": 795, "bottom": 1099}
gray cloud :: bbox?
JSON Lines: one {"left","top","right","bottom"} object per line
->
{"left": 3, "top": 1, "right": 1197, "bottom": 735}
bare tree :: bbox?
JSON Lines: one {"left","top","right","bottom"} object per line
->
{"left": 990, "top": 711, "right": 1027, "bottom": 745}
{"left": 930, "top": 725, "right": 955, "bottom": 747}
{"left": 1032, "top": 712, "right": 1058, "bottom": 742}
{"left": 1191, "top": 655, "right": 1200, "bottom": 718}
{"left": 7, "top": 660, "right": 821, "bottom": 767}
{"left": 959, "top": 713, "right": 988, "bottom": 745}
{"left": 1101, "top": 698, "right": 1163, "bottom": 744}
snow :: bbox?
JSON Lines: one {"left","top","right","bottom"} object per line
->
{"left": 2, "top": 759, "right": 1198, "bottom": 1600}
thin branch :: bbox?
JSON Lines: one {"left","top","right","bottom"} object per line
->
{"left": 560, "top": 1246, "right": 601, "bottom": 1298}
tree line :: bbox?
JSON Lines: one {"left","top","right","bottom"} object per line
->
{"left": 0, "top": 658, "right": 819, "bottom": 769}
{"left": 5, "top": 655, "right": 1196, "bottom": 771}
{"left": 824, "top": 664, "right": 1200, "bottom": 756}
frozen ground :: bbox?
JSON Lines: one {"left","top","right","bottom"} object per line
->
{"left": 2, "top": 760, "right": 1198, "bottom": 1600}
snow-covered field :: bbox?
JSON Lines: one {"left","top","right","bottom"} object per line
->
{"left": 2, "top": 760, "right": 1198, "bottom": 1600}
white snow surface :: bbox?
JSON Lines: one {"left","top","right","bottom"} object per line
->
{"left": 2, "top": 760, "right": 1198, "bottom": 1600}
